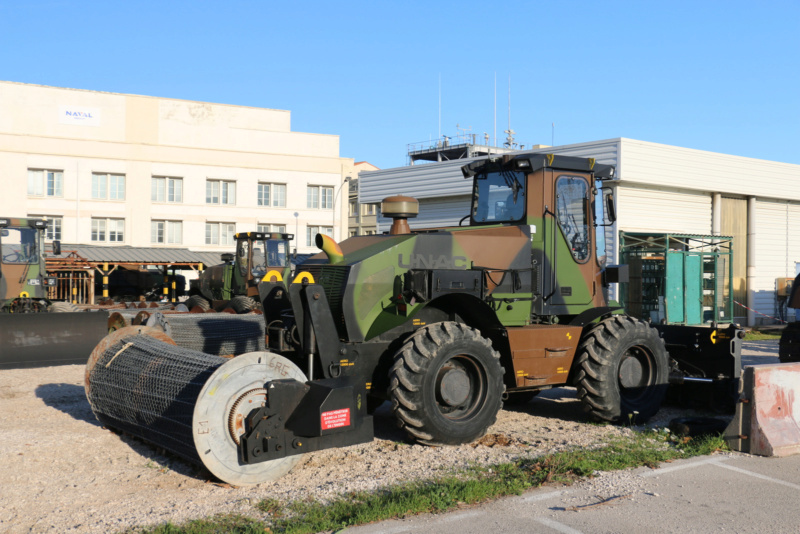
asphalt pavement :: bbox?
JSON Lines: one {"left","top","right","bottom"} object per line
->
{"left": 344, "top": 453, "right": 800, "bottom": 534}
{"left": 345, "top": 340, "right": 799, "bottom": 534}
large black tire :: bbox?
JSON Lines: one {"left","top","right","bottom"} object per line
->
{"left": 779, "top": 323, "right": 800, "bottom": 363}
{"left": 184, "top": 295, "right": 210, "bottom": 312}
{"left": 49, "top": 301, "right": 79, "bottom": 313}
{"left": 389, "top": 321, "right": 505, "bottom": 445}
{"left": 575, "top": 316, "right": 669, "bottom": 424}
{"left": 230, "top": 296, "right": 257, "bottom": 314}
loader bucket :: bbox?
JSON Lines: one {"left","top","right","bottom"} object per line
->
{"left": 0, "top": 311, "right": 109, "bottom": 369}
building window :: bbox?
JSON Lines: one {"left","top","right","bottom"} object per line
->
{"left": 349, "top": 230, "right": 357, "bottom": 237}
{"left": 307, "top": 185, "right": 333, "bottom": 209}
{"left": 257, "top": 224, "right": 287, "bottom": 234}
{"left": 206, "top": 179, "right": 236, "bottom": 205}
{"left": 306, "top": 226, "right": 333, "bottom": 246}
{"left": 27, "top": 169, "right": 63, "bottom": 197}
{"left": 258, "top": 183, "right": 287, "bottom": 207}
{"left": 349, "top": 202, "right": 357, "bottom": 216}
{"left": 151, "top": 220, "right": 182, "bottom": 244}
{"left": 92, "top": 218, "right": 124, "bottom": 243}
{"left": 205, "top": 222, "right": 236, "bottom": 246}
{"left": 366, "top": 230, "right": 375, "bottom": 236}
{"left": 362, "top": 204, "right": 377, "bottom": 216}
{"left": 151, "top": 176, "right": 183, "bottom": 203}
{"left": 30, "top": 216, "right": 62, "bottom": 241}
{"left": 92, "top": 173, "right": 126, "bottom": 200}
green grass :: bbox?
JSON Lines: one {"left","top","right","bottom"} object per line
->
{"left": 744, "top": 331, "right": 781, "bottom": 341}
{"left": 135, "top": 432, "right": 726, "bottom": 534}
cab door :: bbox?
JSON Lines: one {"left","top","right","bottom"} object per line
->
{"left": 548, "top": 173, "right": 596, "bottom": 312}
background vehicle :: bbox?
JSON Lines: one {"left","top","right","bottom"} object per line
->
{"left": 779, "top": 273, "right": 800, "bottom": 363}
{"left": 0, "top": 217, "right": 60, "bottom": 312}
{"left": 186, "top": 231, "right": 292, "bottom": 312}
{"left": 0, "top": 217, "right": 107, "bottom": 368}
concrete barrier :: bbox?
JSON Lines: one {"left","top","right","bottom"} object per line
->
{"left": 725, "top": 363, "right": 800, "bottom": 457}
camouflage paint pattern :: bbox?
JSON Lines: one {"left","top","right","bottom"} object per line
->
{"left": 295, "top": 156, "right": 609, "bottom": 341}
{"left": 0, "top": 217, "right": 50, "bottom": 310}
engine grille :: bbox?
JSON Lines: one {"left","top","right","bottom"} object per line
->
{"left": 301, "top": 265, "right": 350, "bottom": 338}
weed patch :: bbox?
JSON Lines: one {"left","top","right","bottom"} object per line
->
{"left": 135, "top": 432, "right": 726, "bottom": 534}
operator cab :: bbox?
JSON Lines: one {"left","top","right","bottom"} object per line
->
{"left": 234, "top": 232, "right": 293, "bottom": 282}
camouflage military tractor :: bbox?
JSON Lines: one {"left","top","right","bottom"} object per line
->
{"left": 0, "top": 217, "right": 61, "bottom": 312}
{"left": 86, "top": 152, "right": 742, "bottom": 484}
{"left": 1, "top": 217, "right": 108, "bottom": 368}
{"left": 254, "top": 153, "right": 671, "bottom": 450}
{"left": 187, "top": 231, "right": 293, "bottom": 312}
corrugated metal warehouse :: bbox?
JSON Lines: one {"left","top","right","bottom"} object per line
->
{"left": 358, "top": 138, "right": 800, "bottom": 326}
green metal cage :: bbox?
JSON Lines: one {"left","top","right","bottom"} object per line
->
{"left": 619, "top": 233, "right": 734, "bottom": 326}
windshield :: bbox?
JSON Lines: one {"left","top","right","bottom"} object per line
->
{"left": 252, "top": 239, "right": 288, "bottom": 277}
{"left": 1, "top": 227, "right": 39, "bottom": 265}
{"left": 471, "top": 170, "right": 526, "bottom": 223}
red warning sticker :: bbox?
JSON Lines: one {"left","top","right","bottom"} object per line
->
{"left": 321, "top": 408, "right": 351, "bottom": 430}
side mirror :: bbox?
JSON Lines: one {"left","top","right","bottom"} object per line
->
{"left": 604, "top": 190, "right": 617, "bottom": 223}
{"left": 52, "top": 240, "right": 61, "bottom": 256}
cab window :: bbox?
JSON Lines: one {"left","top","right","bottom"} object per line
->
{"left": 252, "top": 245, "right": 266, "bottom": 277}
{"left": 556, "top": 176, "right": 590, "bottom": 262}
{"left": 266, "top": 239, "right": 288, "bottom": 268}
{"left": 1, "top": 227, "right": 39, "bottom": 264}
{"left": 472, "top": 170, "right": 526, "bottom": 223}
{"left": 237, "top": 239, "right": 250, "bottom": 277}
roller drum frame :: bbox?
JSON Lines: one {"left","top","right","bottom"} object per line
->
{"left": 85, "top": 326, "right": 307, "bottom": 485}
{"left": 145, "top": 311, "right": 266, "bottom": 356}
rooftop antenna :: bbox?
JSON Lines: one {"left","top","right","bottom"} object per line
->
{"left": 504, "top": 76, "right": 516, "bottom": 149}
{"left": 494, "top": 72, "right": 497, "bottom": 147}
{"left": 456, "top": 123, "right": 472, "bottom": 142}
{"left": 438, "top": 74, "right": 441, "bottom": 141}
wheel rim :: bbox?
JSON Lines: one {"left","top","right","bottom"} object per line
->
{"left": 618, "top": 345, "right": 657, "bottom": 403}
{"left": 434, "top": 353, "right": 487, "bottom": 421}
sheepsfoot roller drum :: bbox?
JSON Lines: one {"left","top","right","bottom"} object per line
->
{"left": 85, "top": 328, "right": 373, "bottom": 485}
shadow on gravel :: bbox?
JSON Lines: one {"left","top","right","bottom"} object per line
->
{"left": 36, "top": 383, "right": 207, "bottom": 480}
{"left": 504, "top": 387, "right": 593, "bottom": 424}
{"left": 370, "top": 401, "right": 419, "bottom": 442}
{"left": 35, "top": 383, "right": 99, "bottom": 425}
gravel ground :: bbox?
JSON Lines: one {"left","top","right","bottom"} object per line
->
{"left": 0, "top": 341, "right": 778, "bottom": 533}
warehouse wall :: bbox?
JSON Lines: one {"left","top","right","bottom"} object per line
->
{"left": 752, "top": 199, "right": 800, "bottom": 323}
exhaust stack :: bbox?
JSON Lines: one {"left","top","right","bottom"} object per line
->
{"left": 316, "top": 233, "right": 344, "bottom": 264}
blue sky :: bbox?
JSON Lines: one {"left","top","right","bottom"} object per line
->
{"left": 1, "top": 1, "right": 798, "bottom": 169}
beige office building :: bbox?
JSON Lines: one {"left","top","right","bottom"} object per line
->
{"left": 0, "top": 81, "right": 354, "bottom": 255}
